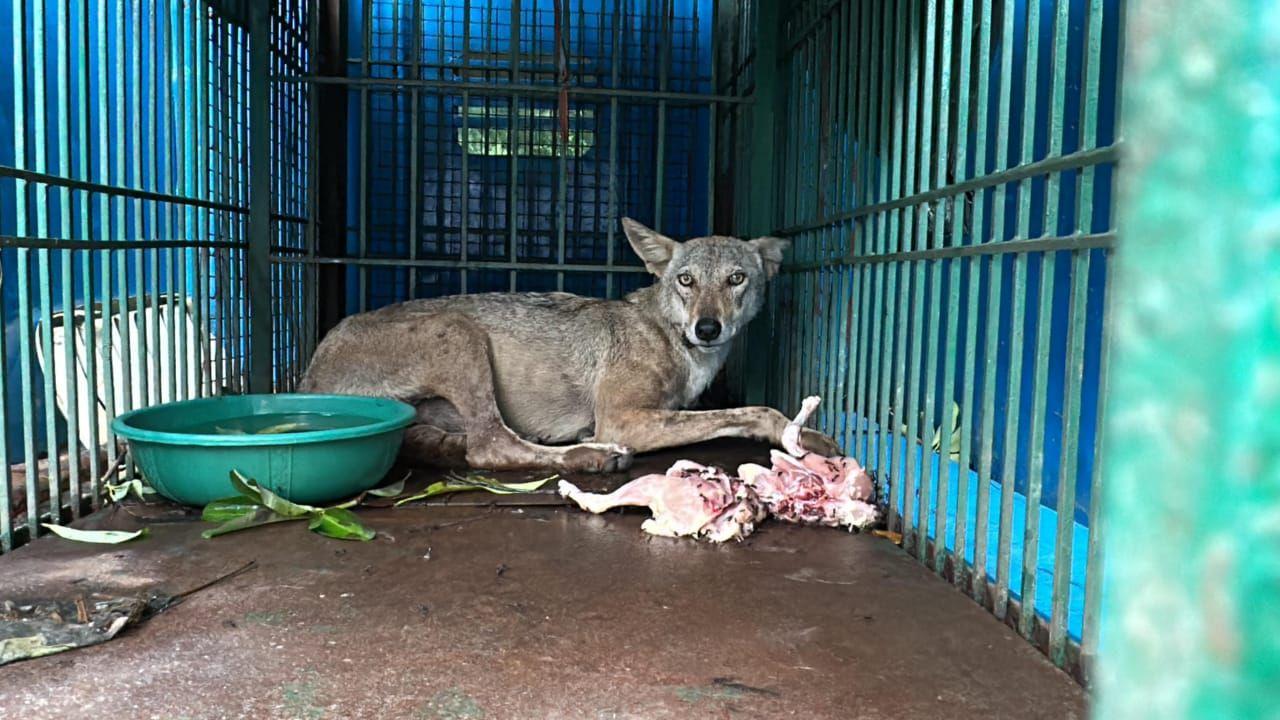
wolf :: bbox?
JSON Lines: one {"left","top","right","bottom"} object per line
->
{"left": 298, "top": 218, "right": 841, "bottom": 472}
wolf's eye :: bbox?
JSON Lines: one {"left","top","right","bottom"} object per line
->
{"left": 727, "top": 272, "right": 746, "bottom": 286}
{"left": 677, "top": 273, "right": 695, "bottom": 287}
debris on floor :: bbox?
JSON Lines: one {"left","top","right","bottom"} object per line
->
{"left": 0, "top": 596, "right": 148, "bottom": 665}
{"left": 0, "top": 560, "right": 257, "bottom": 666}
{"left": 559, "top": 396, "right": 879, "bottom": 541}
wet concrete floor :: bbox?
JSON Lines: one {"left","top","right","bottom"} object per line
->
{"left": 0, "top": 441, "right": 1084, "bottom": 719}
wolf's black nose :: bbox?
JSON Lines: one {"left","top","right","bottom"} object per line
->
{"left": 694, "top": 318, "right": 722, "bottom": 342}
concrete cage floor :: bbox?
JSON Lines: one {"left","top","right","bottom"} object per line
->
{"left": 0, "top": 440, "right": 1085, "bottom": 719}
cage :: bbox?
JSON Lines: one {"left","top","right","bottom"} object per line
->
{"left": 1, "top": 0, "right": 1271, "bottom": 715}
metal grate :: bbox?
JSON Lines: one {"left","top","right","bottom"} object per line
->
{"left": 736, "top": 0, "right": 1125, "bottom": 683}
{"left": 0, "top": 0, "right": 269, "bottom": 550}
{"left": 269, "top": 0, "right": 725, "bottom": 318}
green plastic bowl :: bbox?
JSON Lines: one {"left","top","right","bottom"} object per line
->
{"left": 111, "top": 394, "right": 417, "bottom": 507}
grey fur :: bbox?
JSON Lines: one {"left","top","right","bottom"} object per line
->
{"left": 299, "top": 218, "right": 841, "bottom": 472}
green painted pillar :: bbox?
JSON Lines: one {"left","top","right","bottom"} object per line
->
{"left": 1097, "top": 2, "right": 1280, "bottom": 718}
{"left": 740, "top": 0, "right": 783, "bottom": 406}
{"left": 247, "top": 1, "right": 275, "bottom": 393}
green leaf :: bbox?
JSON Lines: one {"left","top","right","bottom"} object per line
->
{"left": 42, "top": 525, "right": 148, "bottom": 544}
{"left": 202, "top": 495, "right": 265, "bottom": 524}
{"left": 367, "top": 476, "right": 408, "bottom": 497}
{"left": 201, "top": 508, "right": 302, "bottom": 539}
{"left": 307, "top": 508, "right": 375, "bottom": 541}
{"left": 228, "top": 470, "right": 316, "bottom": 517}
{"left": 391, "top": 473, "right": 557, "bottom": 507}
{"left": 104, "top": 478, "right": 158, "bottom": 503}
{"left": 229, "top": 470, "right": 263, "bottom": 501}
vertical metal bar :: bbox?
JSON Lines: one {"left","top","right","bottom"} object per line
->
{"left": 554, "top": 0, "right": 567, "bottom": 291}
{"left": 358, "top": 0, "right": 371, "bottom": 311}
{"left": 408, "top": 0, "right": 422, "bottom": 300}
{"left": 945, "top": 0, "right": 977, "bottom": 584}
{"left": 925, "top": 0, "right": 954, "bottom": 573}
{"left": 876, "top": 0, "right": 904, "bottom": 527}
{"left": 895, "top": 0, "right": 921, "bottom": 546}
{"left": 147, "top": 0, "right": 162, "bottom": 403}
{"left": 852, "top": 0, "right": 877, "bottom": 463}
{"left": 96, "top": 0, "right": 117, "bottom": 475}
{"left": 993, "top": 0, "right": 1041, "bottom": 622}
{"left": 653, "top": 0, "right": 670, "bottom": 233}
{"left": 162, "top": 0, "right": 179, "bottom": 403}
{"left": 248, "top": 1, "right": 273, "bottom": 393}
{"left": 130, "top": 0, "right": 149, "bottom": 411}
{"left": 1019, "top": 0, "right": 1071, "bottom": 640}
{"left": 604, "top": 0, "right": 621, "bottom": 298}
{"left": 77, "top": 0, "right": 100, "bottom": 506}
{"left": 1077, "top": 0, "right": 1111, "bottom": 673}
{"left": 56, "top": 0, "right": 81, "bottom": 515}
{"left": 9, "top": 0, "right": 34, "bottom": 537}
{"left": 973, "top": 0, "right": 1015, "bottom": 605}
{"left": 706, "top": 0, "right": 718, "bottom": 233}
{"left": 908, "top": 0, "right": 938, "bottom": 561}
{"left": 508, "top": 0, "right": 520, "bottom": 292}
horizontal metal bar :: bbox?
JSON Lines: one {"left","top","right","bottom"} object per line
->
{"left": 0, "top": 165, "right": 306, "bottom": 224}
{"left": 0, "top": 235, "right": 246, "bottom": 250}
{"left": 0, "top": 165, "right": 243, "bottom": 214}
{"left": 272, "top": 75, "right": 750, "bottom": 105}
{"left": 782, "top": 232, "right": 1117, "bottom": 272}
{"left": 271, "top": 255, "right": 650, "bottom": 274}
{"left": 777, "top": 144, "right": 1122, "bottom": 236}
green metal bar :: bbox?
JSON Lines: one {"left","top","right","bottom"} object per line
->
{"left": 75, "top": 0, "right": 99, "bottom": 507}
{"left": 1018, "top": 0, "right": 1073, "bottom": 641}
{"left": 897, "top": 0, "right": 922, "bottom": 546}
{"left": 1077, "top": 0, "right": 1111, "bottom": 677}
{"left": 994, "top": 0, "right": 1041, "bottom": 621}
{"left": 939, "top": 0, "right": 974, "bottom": 580}
{"left": 912, "top": 0, "right": 941, "bottom": 561}
{"left": 953, "top": 0, "right": 985, "bottom": 589}
{"left": 775, "top": 144, "right": 1121, "bottom": 236}
{"left": 147, "top": 0, "right": 163, "bottom": 402}
{"left": 974, "top": 0, "right": 1017, "bottom": 605}
{"left": 849, "top": 0, "right": 870, "bottom": 456}
{"left": 31, "top": 0, "right": 65, "bottom": 520}
{"left": 927, "top": 0, "right": 955, "bottom": 574}
{"left": 53, "top": 0, "right": 81, "bottom": 516}
{"left": 129, "top": 0, "right": 151, "bottom": 413}
{"left": 161, "top": 0, "right": 179, "bottom": 404}
{"left": 94, "top": 0, "right": 116, "bottom": 476}
{"left": 854, "top": 0, "right": 880, "bottom": 463}
{"left": 10, "top": 0, "right": 35, "bottom": 539}
{"left": 876, "top": 0, "right": 904, "bottom": 528}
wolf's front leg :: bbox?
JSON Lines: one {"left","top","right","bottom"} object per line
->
{"left": 593, "top": 406, "right": 840, "bottom": 456}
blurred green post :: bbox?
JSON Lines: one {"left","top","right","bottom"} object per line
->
{"left": 1098, "top": 1, "right": 1280, "bottom": 718}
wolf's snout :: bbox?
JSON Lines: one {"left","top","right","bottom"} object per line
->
{"left": 694, "top": 318, "right": 723, "bottom": 342}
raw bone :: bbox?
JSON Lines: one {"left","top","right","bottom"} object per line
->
{"left": 558, "top": 461, "right": 765, "bottom": 543}
{"left": 559, "top": 396, "right": 877, "bottom": 541}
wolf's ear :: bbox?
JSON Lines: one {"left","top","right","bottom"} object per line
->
{"left": 749, "top": 236, "right": 789, "bottom": 278}
{"left": 622, "top": 217, "right": 676, "bottom": 275}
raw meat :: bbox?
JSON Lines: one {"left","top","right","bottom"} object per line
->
{"left": 559, "top": 395, "right": 878, "bottom": 541}
{"left": 558, "top": 461, "right": 765, "bottom": 542}
{"left": 739, "top": 396, "right": 877, "bottom": 530}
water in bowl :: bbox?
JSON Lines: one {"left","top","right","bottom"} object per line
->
{"left": 182, "top": 412, "right": 378, "bottom": 436}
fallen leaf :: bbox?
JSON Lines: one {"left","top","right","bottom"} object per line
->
{"left": 307, "top": 508, "right": 376, "bottom": 541}
{"left": 42, "top": 525, "right": 148, "bottom": 545}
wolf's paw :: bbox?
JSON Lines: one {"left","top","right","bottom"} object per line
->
{"left": 561, "top": 442, "right": 635, "bottom": 473}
